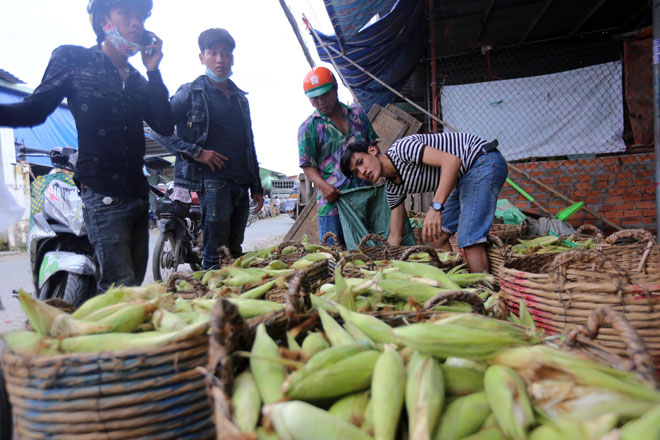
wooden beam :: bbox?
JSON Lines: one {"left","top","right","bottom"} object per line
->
{"left": 519, "top": 0, "right": 555, "bottom": 44}
{"left": 475, "top": 0, "right": 496, "bottom": 42}
{"left": 570, "top": 0, "right": 608, "bottom": 36}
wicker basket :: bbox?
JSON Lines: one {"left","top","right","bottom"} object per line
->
{"left": 355, "top": 234, "right": 461, "bottom": 268}
{"left": 498, "top": 229, "right": 660, "bottom": 373}
{"left": 2, "top": 332, "right": 214, "bottom": 439}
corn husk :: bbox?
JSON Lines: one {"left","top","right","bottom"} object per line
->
{"left": 372, "top": 346, "right": 405, "bottom": 440}
{"left": 250, "top": 323, "right": 287, "bottom": 404}
{"left": 232, "top": 370, "right": 262, "bottom": 433}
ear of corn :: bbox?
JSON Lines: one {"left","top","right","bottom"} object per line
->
{"left": 392, "top": 260, "right": 461, "bottom": 290}
{"left": 371, "top": 346, "right": 406, "bottom": 440}
{"left": 95, "top": 302, "right": 153, "bottom": 333}
{"left": 300, "top": 332, "right": 330, "bottom": 358}
{"left": 152, "top": 308, "right": 188, "bottom": 332}
{"left": 240, "top": 280, "right": 277, "bottom": 299}
{"left": 362, "top": 395, "right": 374, "bottom": 435}
{"left": 459, "top": 427, "right": 506, "bottom": 440}
{"left": 59, "top": 321, "right": 208, "bottom": 352}
{"left": 250, "top": 323, "right": 287, "bottom": 404}
{"left": 440, "top": 364, "right": 485, "bottom": 395}
{"left": 406, "top": 351, "right": 444, "bottom": 440}
{"left": 286, "top": 331, "right": 301, "bottom": 351}
{"left": 337, "top": 305, "right": 396, "bottom": 344}
{"left": 225, "top": 298, "right": 285, "bottom": 318}
{"left": 286, "top": 350, "right": 380, "bottom": 400}
{"left": 302, "top": 341, "right": 372, "bottom": 376}
{"left": 434, "top": 391, "right": 491, "bottom": 440}
{"left": 378, "top": 279, "right": 446, "bottom": 303}
{"left": 263, "top": 400, "right": 373, "bottom": 440}
{"left": 328, "top": 391, "right": 370, "bottom": 426}
{"left": 620, "top": 404, "right": 660, "bottom": 440}
{"left": 310, "top": 294, "right": 339, "bottom": 314}
{"left": 232, "top": 370, "right": 262, "bottom": 433}
{"left": 484, "top": 365, "right": 534, "bottom": 440}
{"left": 494, "top": 346, "right": 660, "bottom": 403}
{"left": 71, "top": 284, "right": 164, "bottom": 319}
{"left": 2, "top": 330, "right": 58, "bottom": 355}
{"left": 335, "top": 269, "right": 357, "bottom": 311}
{"left": 318, "top": 308, "right": 354, "bottom": 346}
{"left": 528, "top": 425, "right": 562, "bottom": 440}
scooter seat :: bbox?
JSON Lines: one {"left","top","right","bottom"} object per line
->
{"left": 188, "top": 205, "right": 201, "bottom": 220}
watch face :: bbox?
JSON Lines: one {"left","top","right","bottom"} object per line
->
{"left": 431, "top": 202, "right": 443, "bottom": 211}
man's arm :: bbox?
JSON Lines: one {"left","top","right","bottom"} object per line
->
{"left": 142, "top": 70, "right": 174, "bottom": 136}
{"left": 388, "top": 203, "right": 406, "bottom": 246}
{"left": 301, "top": 167, "right": 340, "bottom": 203}
{"left": 243, "top": 98, "right": 264, "bottom": 198}
{"left": 0, "top": 47, "right": 70, "bottom": 127}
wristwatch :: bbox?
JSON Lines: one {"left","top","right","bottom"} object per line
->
{"left": 431, "top": 201, "right": 444, "bottom": 212}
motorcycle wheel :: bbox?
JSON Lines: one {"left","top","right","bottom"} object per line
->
{"left": 39, "top": 272, "right": 95, "bottom": 307}
{"left": 0, "top": 365, "right": 11, "bottom": 440}
{"left": 152, "top": 231, "right": 179, "bottom": 282}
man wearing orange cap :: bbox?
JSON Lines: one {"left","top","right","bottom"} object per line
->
{"left": 298, "top": 67, "right": 380, "bottom": 247}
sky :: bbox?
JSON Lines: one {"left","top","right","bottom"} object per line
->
{"left": 0, "top": 0, "right": 352, "bottom": 177}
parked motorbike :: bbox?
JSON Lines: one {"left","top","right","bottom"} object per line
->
{"left": 20, "top": 145, "right": 97, "bottom": 307}
{"left": 144, "top": 156, "right": 203, "bottom": 282}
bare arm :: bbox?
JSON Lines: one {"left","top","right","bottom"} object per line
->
{"left": 301, "top": 166, "right": 341, "bottom": 203}
{"left": 388, "top": 203, "right": 406, "bottom": 246}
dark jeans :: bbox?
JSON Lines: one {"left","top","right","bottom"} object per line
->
{"left": 81, "top": 188, "right": 149, "bottom": 293}
{"left": 198, "top": 179, "right": 250, "bottom": 270}
{"left": 318, "top": 214, "right": 346, "bottom": 247}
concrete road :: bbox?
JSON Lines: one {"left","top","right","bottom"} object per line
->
{"left": 0, "top": 214, "right": 295, "bottom": 335}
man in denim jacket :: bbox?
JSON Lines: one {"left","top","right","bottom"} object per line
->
{"left": 153, "top": 28, "right": 263, "bottom": 269}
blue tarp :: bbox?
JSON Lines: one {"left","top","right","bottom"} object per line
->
{"left": 312, "top": 0, "right": 424, "bottom": 112}
{"left": 0, "top": 85, "right": 78, "bottom": 167}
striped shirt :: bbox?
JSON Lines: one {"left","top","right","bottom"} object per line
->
{"left": 385, "top": 133, "right": 488, "bottom": 209}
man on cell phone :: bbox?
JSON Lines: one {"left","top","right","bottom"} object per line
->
{"left": 0, "top": 0, "right": 173, "bottom": 293}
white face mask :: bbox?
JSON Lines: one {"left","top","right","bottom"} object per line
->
{"left": 103, "top": 22, "right": 142, "bottom": 57}
{"left": 205, "top": 67, "right": 233, "bottom": 83}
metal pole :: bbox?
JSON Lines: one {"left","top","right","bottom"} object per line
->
{"left": 303, "top": 14, "right": 362, "bottom": 107}
{"left": 428, "top": 0, "right": 438, "bottom": 133}
{"left": 654, "top": 0, "right": 660, "bottom": 241}
{"left": 278, "top": 0, "right": 316, "bottom": 69}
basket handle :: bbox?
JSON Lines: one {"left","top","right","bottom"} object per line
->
{"left": 204, "top": 299, "right": 247, "bottom": 439}
{"left": 575, "top": 224, "right": 604, "bottom": 242}
{"left": 566, "top": 306, "right": 658, "bottom": 388}
{"left": 602, "top": 228, "right": 656, "bottom": 245}
{"left": 357, "top": 233, "right": 389, "bottom": 254}
{"left": 166, "top": 272, "right": 209, "bottom": 295}
{"left": 422, "top": 290, "right": 486, "bottom": 315}
{"left": 320, "top": 231, "right": 343, "bottom": 249}
{"left": 400, "top": 245, "right": 442, "bottom": 266}
{"left": 337, "top": 252, "right": 375, "bottom": 267}
{"left": 218, "top": 246, "right": 233, "bottom": 267}
{"left": 273, "top": 241, "right": 306, "bottom": 258}
{"left": 285, "top": 270, "right": 313, "bottom": 314}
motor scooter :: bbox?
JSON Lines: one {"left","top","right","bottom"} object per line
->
{"left": 144, "top": 156, "right": 203, "bottom": 282}
{"left": 19, "top": 145, "right": 97, "bottom": 307}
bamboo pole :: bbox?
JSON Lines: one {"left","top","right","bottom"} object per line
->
{"left": 508, "top": 162, "right": 622, "bottom": 230}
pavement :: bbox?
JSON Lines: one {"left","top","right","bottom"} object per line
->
{"left": 0, "top": 214, "right": 295, "bottom": 337}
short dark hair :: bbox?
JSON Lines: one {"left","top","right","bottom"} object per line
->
{"left": 340, "top": 141, "right": 371, "bottom": 178}
{"left": 198, "top": 28, "right": 235, "bottom": 53}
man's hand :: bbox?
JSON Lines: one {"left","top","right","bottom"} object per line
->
{"left": 252, "top": 193, "right": 264, "bottom": 214}
{"left": 194, "top": 149, "right": 227, "bottom": 172}
{"left": 141, "top": 32, "right": 164, "bottom": 71}
{"left": 320, "top": 182, "right": 341, "bottom": 203}
{"left": 423, "top": 208, "right": 443, "bottom": 243}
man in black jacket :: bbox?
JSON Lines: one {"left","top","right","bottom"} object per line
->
{"left": 153, "top": 28, "right": 264, "bottom": 269}
{"left": 0, "top": 0, "right": 173, "bottom": 292}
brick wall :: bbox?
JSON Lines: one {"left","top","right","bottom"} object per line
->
{"left": 499, "top": 152, "right": 656, "bottom": 234}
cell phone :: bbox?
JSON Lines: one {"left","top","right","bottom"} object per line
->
{"left": 141, "top": 31, "right": 156, "bottom": 55}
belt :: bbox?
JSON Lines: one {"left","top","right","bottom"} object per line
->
{"left": 474, "top": 139, "right": 499, "bottom": 161}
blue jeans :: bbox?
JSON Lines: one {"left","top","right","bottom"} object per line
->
{"left": 318, "top": 214, "right": 345, "bottom": 247}
{"left": 441, "top": 150, "right": 508, "bottom": 248}
{"left": 81, "top": 188, "right": 149, "bottom": 293}
{"left": 198, "top": 179, "right": 250, "bottom": 269}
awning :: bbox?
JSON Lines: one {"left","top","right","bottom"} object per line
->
{"left": 311, "top": 0, "right": 424, "bottom": 112}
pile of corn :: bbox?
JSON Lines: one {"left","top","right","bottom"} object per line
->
{"left": 224, "top": 304, "right": 660, "bottom": 440}
{"left": 315, "top": 260, "right": 495, "bottom": 314}
{"left": 509, "top": 235, "right": 597, "bottom": 255}
{"left": 2, "top": 282, "right": 293, "bottom": 355}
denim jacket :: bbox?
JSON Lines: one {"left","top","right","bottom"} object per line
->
{"left": 152, "top": 75, "right": 263, "bottom": 195}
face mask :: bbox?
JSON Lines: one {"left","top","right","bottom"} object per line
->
{"left": 103, "top": 22, "right": 142, "bottom": 57}
{"left": 205, "top": 67, "right": 233, "bottom": 83}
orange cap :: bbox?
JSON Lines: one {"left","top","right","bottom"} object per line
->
{"left": 303, "top": 67, "right": 336, "bottom": 98}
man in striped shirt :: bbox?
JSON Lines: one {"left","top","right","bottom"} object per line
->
{"left": 340, "top": 133, "right": 508, "bottom": 272}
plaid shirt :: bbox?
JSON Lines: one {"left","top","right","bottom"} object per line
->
{"left": 298, "top": 103, "right": 379, "bottom": 216}
{"left": 0, "top": 45, "right": 173, "bottom": 198}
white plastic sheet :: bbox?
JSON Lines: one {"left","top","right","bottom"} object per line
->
{"left": 0, "top": 183, "right": 24, "bottom": 231}
{"left": 441, "top": 62, "right": 626, "bottom": 160}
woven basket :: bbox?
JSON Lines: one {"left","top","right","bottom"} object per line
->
{"left": 498, "top": 229, "right": 660, "bottom": 373}
{"left": 2, "top": 332, "right": 214, "bottom": 439}
{"left": 355, "top": 234, "right": 461, "bottom": 269}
